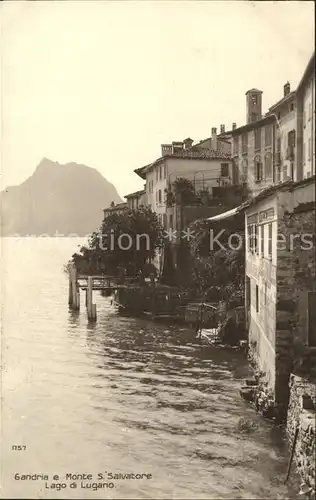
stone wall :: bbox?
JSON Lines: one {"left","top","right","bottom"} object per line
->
{"left": 286, "top": 375, "right": 316, "bottom": 497}
{"left": 274, "top": 201, "right": 315, "bottom": 421}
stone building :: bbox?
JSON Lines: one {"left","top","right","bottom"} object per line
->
{"left": 134, "top": 137, "right": 235, "bottom": 224}
{"left": 245, "top": 175, "right": 315, "bottom": 421}
{"left": 103, "top": 202, "right": 127, "bottom": 219}
{"left": 226, "top": 88, "right": 276, "bottom": 195}
{"left": 124, "top": 188, "right": 147, "bottom": 210}
{"left": 268, "top": 82, "right": 297, "bottom": 183}
{"left": 296, "top": 52, "right": 315, "bottom": 181}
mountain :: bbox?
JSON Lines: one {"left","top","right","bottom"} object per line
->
{"left": 0, "top": 158, "right": 122, "bottom": 236}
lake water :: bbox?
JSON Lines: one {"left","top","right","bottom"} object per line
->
{"left": 1, "top": 238, "right": 300, "bottom": 499}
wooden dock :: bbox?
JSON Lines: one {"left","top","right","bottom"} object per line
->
{"left": 68, "top": 266, "right": 136, "bottom": 321}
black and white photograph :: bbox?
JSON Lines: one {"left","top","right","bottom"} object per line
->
{"left": 0, "top": 1, "right": 315, "bottom": 499}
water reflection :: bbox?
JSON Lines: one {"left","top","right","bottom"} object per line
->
{"left": 1, "top": 239, "right": 300, "bottom": 499}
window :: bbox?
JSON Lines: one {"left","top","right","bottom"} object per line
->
{"left": 233, "top": 137, "right": 239, "bottom": 155}
{"left": 265, "top": 125, "right": 272, "bottom": 147}
{"left": 156, "top": 191, "right": 158, "bottom": 202}
{"left": 221, "top": 163, "right": 229, "bottom": 177}
{"left": 163, "top": 164, "right": 166, "bottom": 179}
{"left": 255, "top": 161, "right": 262, "bottom": 182}
{"left": 290, "top": 162, "right": 294, "bottom": 180}
{"left": 255, "top": 129, "right": 261, "bottom": 150}
{"left": 169, "top": 214, "right": 173, "bottom": 228}
{"left": 246, "top": 276, "right": 251, "bottom": 309}
{"left": 159, "top": 166, "right": 162, "bottom": 180}
{"left": 268, "top": 223, "right": 272, "bottom": 257}
{"left": 156, "top": 168, "right": 159, "bottom": 181}
{"left": 288, "top": 130, "right": 296, "bottom": 147}
{"left": 303, "top": 110, "right": 306, "bottom": 128}
{"left": 265, "top": 155, "right": 272, "bottom": 179}
{"left": 158, "top": 189, "right": 162, "bottom": 204}
{"left": 308, "top": 291, "right": 316, "bottom": 346}
{"left": 248, "top": 224, "right": 258, "bottom": 254}
{"left": 242, "top": 134, "right": 248, "bottom": 154}
{"left": 261, "top": 225, "right": 264, "bottom": 256}
{"left": 276, "top": 137, "right": 281, "bottom": 152}
{"left": 248, "top": 225, "right": 255, "bottom": 253}
{"left": 290, "top": 103, "right": 294, "bottom": 112}
{"left": 256, "top": 285, "right": 259, "bottom": 313}
{"left": 308, "top": 138, "right": 312, "bottom": 160}
{"left": 255, "top": 225, "right": 259, "bottom": 255}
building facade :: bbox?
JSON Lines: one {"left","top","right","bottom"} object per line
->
{"left": 124, "top": 189, "right": 147, "bottom": 210}
{"left": 268, "top": 83, "right": 297, "bottom": 183}
{"left": 103, "top": 202, "right": 127, "bottom": 219}
{"left": 245, "top": 176, "right": 315, "bottom": 419}
{"left": 135, "top": 138, "right": 234, "bottom": 223}
{"left": 296, "top": 52, "right": 315, "bottom": 181}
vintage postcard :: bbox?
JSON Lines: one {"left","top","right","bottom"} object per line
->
{"left": 0, "top": 1, "right": 315, "bottom": 499}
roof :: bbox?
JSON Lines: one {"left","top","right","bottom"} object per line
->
{"left": 244, "top": 175, "right": 316, "bottom": 209}
{"left": 124, "top": 189, "right": 146, "bottom": 199}
{"left": 245, "top": 88, "right": 263, "bottom": 95}
{"left": 195, "top": 136, "right": 231, "bottom": 146}
{"left": 134, "top": 148, "right": 232, "bottom": 178}
{"left": 268, "top": 90, "right": 296, "bottom": 112}
{"left": 225, "top": 113, "right": 275, "bottom": 136}
{"left": 103, "top": 202, "right": 128, "bottom": 212}
{"left": 206, "top": 206, "right": 240, "bottom": 221}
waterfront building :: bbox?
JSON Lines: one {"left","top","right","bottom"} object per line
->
{"left": 296, "top": 52, "right": 315, "bottom": 180}
{"left": 225, "top": 88, "right": 277, "bottom": 195}
{"left": 103, "top": 202, "right": 128, "bottom": 219}
{"left": 245, "top": 175, "right": 315, "bottom": 420}
{"left": 268, "top": 82, "right": 297, "bottom": 183}
{"left": 124, "top": 188, "right": 147, "bottom": 210}
{"left": 134, "top": 135, "right": 235, "bottom": 226}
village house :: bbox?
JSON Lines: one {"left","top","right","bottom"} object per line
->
{"left": 134, "top": 135, "right": 235, "bottom": 226}
{"left": 225, "top": 88, "right": 276, "bottom": 195}
{"left": 244, "top": 52, "right": 315, "bottom": 426}
{"left": 124, "top": 188, "right": 147, "bottom": 210}
{"left": 103, "top": 201, "right": 128, "bottom": 219}
{"left": 268, "top": 82, "right": 297, "bottom": 183}
{"left": 296, "top": 52, "right": 315, "bottom": 180}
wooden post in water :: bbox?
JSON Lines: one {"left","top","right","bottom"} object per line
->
{"left": 87, "top": 276, "right": 97, "bottom": 321}
{"left": 68, "top": 274, "right": 73, "bottom": 306}
{"left": 69, "top": 265, "right": 79, "bottom": 310}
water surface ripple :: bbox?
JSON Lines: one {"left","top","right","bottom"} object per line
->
{"left": 1, "top": 239, "right": 299, "bottom": 499}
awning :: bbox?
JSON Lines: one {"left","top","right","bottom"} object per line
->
{"left": 206, "top": 206, "right": 240, "bottom": 221}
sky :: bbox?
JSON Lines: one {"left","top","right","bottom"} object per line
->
{"left": 1, "top": 1, "right": 315, "bottom": 199}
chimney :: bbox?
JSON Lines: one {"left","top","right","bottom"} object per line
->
{"left": 232, "top": 122, "right": 237, "bottom": 130}
{"left": 284, "top": 81, "right": 290, "bottom": 97}
{"left": 172, "top": 141, "right": 184, "bottom": 153}
{"left": 211, "top": 127, "right": 217, "bottom": 151}
{"left": 161, "top": 144, "right": 172, "bottom": 156}
{"left": 220, "top": 124, "right": 225, "bottom": 134}
{"left": 183, "top": 137, "right": 194, "bottom": 149}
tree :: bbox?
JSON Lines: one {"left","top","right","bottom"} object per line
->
{"left": 72, "top": 207, "right": 163, "bottom": 276}
{"left": 187, "top": 213, "right": 245, "bottom": 304}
